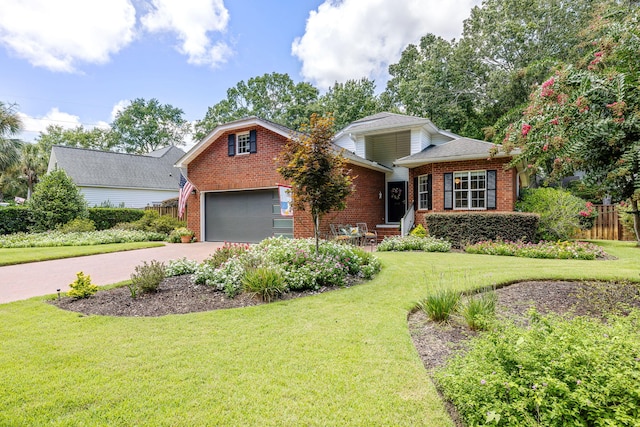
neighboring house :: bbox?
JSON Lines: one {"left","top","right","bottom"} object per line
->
{"left": 176, "top": 113, "right": 526, "bottom": 243}
{"left": 48, "top": 145, "right": 185, "bottom": 208}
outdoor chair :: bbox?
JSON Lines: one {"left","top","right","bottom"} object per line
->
{"left": 330, "top": 224, "right": 352, "bottom": 244}
{"left": 356, "top": 223, "right": 377, "bottom": 247}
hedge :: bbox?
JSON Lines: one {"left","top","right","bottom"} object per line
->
{"left": 0, "top": 207, "right": 146, "bottom": 234}
{"left": 424, "top": 212, "right": 539, "bottom": 248}
{"left": 0, "top": 206, "right": 34, "bottom": 235}
{"left": 87, "top": 208, "right": 145, "bottom": 230}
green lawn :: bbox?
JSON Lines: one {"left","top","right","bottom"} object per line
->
{"left": 0, "top": 242, "right": 165, "bottom": 266}
{"left": 0, "top": 241, "right": 638, "bottom": 426}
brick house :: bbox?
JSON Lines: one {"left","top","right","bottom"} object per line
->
{"left": 175, "top": 112, "right": 526, "bottom": 243}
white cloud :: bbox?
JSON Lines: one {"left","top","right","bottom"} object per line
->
{"left": 17, "top": 108, "right": 110, "bottom": 141}
{"left": 0, "top": 0, "right": 136, "bottom": 72}
{"left": 141, "top": 0, "right": 232, "bottom": 67}
{"left": 292, "top": 0, "right": 481, "bottom": 88}
{"left": 110, "top": 100, "right": 131, "bottom": 121}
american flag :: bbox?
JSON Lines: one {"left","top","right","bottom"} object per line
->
{"left": 178, "top": 172, "right": 194, "bottom": 219}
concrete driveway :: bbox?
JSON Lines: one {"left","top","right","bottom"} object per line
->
{"left": 0, "top": 242, "right": 224, "bottom": 304}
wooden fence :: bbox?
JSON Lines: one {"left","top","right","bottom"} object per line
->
{"left": 576, "top": 204, "right": 634, "bottom": 241}
{"left": 144, "top": 206, "right": 184, "bottom": 219}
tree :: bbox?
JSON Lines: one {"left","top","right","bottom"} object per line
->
{"left": 194, "top": 73, "right": 319, "bottom": 140}
{"left": 111, "top": 98, "right": 191, "bottom": 154}
{"left": 29, "top": 169, "right": 87, "bottom": 231}
{"left": 0, "top": 102, "right": 23, "bottom": 201}
{"left": 502, "top": 4, "right": 640, "bottom": 244}
{"left": 317, "top": 78, "right": 385, "bottom": 131}
{"left": 35, "top": 125, "right": 116, "bottom": 153}
{"left": 277, "top": 114, "right": 353, "bottom": 252}
{"left": 20, "top": 143, "right": 48, "bottom": 200}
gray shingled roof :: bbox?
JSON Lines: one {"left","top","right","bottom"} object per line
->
{"left": 341, "top": 112, "right": 432, "bottom": 134}
{"left": 49, "top": 145, "right": 185, "bottom": 190}
{"left": 395, "top": 138, "right": 503, "bottom": 166}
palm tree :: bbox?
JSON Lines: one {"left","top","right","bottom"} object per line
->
{"left": 20, "top": 143, "right": 47, "bottom": 200}
{"left": 0, "top": 102, "right": 23, "bottom": 201}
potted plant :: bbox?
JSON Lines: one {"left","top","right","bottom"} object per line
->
{"left": 175, "top": 227, "right": 194, "bottom": 243}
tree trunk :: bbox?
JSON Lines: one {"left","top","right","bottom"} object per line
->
{"left": 632, "top": 199, "right": 640, "bottom": 246}
{"left": 313, "top": 213, "right": 320, "bottom": 253}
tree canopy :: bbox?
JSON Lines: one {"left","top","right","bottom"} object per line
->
{"left": 111, "top": 98, "right": 191, "bottom": 154}
{"left": 502, "top": 3, "right": 640, "bottom": 243}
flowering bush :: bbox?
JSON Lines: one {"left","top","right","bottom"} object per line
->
{"left": 165, "top": 257, "right": 199, "bottom": 277}
{"left": 377, "top": 235, "right": 451, "bottom": 252}
{"left": 435, "top": 310, "right": 640, "bottom": 426}
{"left": 577, "top": 201, "right": 598, "bottom": 230}
{"left": 0, "top": 229, "right": 165, "bottom": 248}
{"left": 186, "top": 237, "right": 381, "bottom": 297}
{"left": 464, "top": 239, "right": 606, "bottom": 260}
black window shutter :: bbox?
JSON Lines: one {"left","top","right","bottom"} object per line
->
{"left": 228, "top": 134, "right": 236, "bottom": 156}
{"left": 487, "top": 170, "right": 497, "bottom": 210}
{"left": 427, "top": 174, "right": 433, "bottom": 210}
{"left": 249, "top": 130, "right": 257, "bottom": 153}
{"left": 413, "top": 176, "right": 418, "bottom": 211}
{"left": 444, "top": 173, "right": 453, "bottom": 210}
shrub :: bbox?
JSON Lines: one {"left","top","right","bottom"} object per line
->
{"left": 0, "top": 229, "right": 165, "bottom": 248}
{"left": 151, "top": 215, "right": 185, "bottom": 235}
{"left": 464, "top": 239, "right": 607, "bottom": 260}
{"left": 130, "top": 260, "right": 165, "bottom": 294}
{"left": 204, "top": 242, "right": 251, "bottom": 269}
{"left": 425, "top": 212, "right": 539, "bottom": 248}
{"left": 29, "top": 169, "right": 88, "bottom": 231}
{"left": 377, "top": 235, "right": 451, "bottom": 252}
{"left": 459, "top": 291, "right": 497, "bottom": 331}
{"left": 88, "top": 208, "right": 145, "bottom": 230}
{"left": 409, "top": 223, "right": 427, "bottom": 237}
{"left": 416, "top": 289, "right": 461, "bottom": 322}
{"left": 435, "top": 310, "right": 640, "bottom": 426}
{"left": 57, "top": 218, "right": 96, "bottom": 233}
{"left": 516, "top": 187, "right": 592, "bottom": 241}
{"left": 205, "top": 257, "right": 246, "bottom": 298}
{"left": 165, "top": 257, "right": 199, "bottom": 277}
{"left": 67, "top": 271, "right": 98, "bottom": 299}
{"left": 0, "top": 206, "right": 33, "bottom": 234}
{"left": 242, "top": 267, "right": 286, "bottom": 302}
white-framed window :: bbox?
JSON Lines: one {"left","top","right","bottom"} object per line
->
{"left": 454, "top": 171, "right": 486, "bottom": 209}
{"left": 237, "top": 132, "right": 250, "bottom": 154}
{"left": 418, "top": 175, "right": 430, "bottom": 210}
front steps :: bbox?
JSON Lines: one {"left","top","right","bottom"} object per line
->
{"left": 375, "top": 224, "right": 401, "bottom": 243}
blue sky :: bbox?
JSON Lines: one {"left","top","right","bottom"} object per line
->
{"left": 0, "top": 0, "right": 480, "bottom": 144}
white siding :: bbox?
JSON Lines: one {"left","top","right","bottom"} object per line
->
{"left": 364, "top": 131, "right": 410, "bottom": 168}
{"left": 354, "top": 135, "right": 366, "bottom": 158}
{"left": 432, "top": 134, "right": 454, "bottom": 145}
{"left": 410, "top": 129, "right": 432, "bottom": 154}
{"left": 387, "top": 166, "right": 409, "bottom": 182}
{"left": 80, "top": 187, "right": 178, "bottom": 208}
{"left": 333, "top": 134, "right": 356, "bottom": 152}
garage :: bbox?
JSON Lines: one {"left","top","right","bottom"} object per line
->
{"left": 204, "top": 189, "right": 293, "bottom": 243}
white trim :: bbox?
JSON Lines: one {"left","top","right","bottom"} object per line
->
{"left": 236, "top": 131, "right": 251, "bottom": 155}
{"left": 453, "top": 170, "right": 487, "bottom": 210}
{"left": 417, "top": 174, "right": 430, "bottom": 210}
{"left": 394, "top": 151, "right": 514, "bottom": 168}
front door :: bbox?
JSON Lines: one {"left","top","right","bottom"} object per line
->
{"left": 387, "top": 181, "right": 406, "bottom": 223}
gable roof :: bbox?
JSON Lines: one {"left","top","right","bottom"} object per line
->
{"left": 394, "top": 137, "right": 512, "bottom": 167}
{"left": 49, "top": 145, "right": 185, "bottom": 190}
{"left": 175, "top": 116, "right": 391, "bottom": 173}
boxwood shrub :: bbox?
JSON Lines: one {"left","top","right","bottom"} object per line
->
{"left": 0, "top": 206, "right": 34, "bottom": 235}
{"left": 88, "top": 208, "right": 145, "bottom": 230}
{"left": 424, "top": 212, "right": 539, "bottom": 248}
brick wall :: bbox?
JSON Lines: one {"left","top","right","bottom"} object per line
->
{"left": 409, "top": 157, "right": 518, "bottom": 227}
{"left": 293, "top": 164, "right": 386, "bottom": 239}
{"left": 185, "top": 124, "right": 385, "bottom": 241}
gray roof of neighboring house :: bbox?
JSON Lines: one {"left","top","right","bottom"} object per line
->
{"left": 49, "top": 145, "right": 185, "bottom": 190}
{"left": 395, "top": 138, "right": 509, "bottom": 166}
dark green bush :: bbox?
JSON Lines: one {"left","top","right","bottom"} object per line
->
{"left": 516, "top": 187, "right": 591, "bottom": 241}
{"left": 88, "top": 208, "right": 145, "bottom": 230}
{"left": 436, "top": 310, "right": 640, "bottom": 426}
{"left": 424, "top": 212, "right": 539, "bottom": 248}
{"left": 150, "top": 215, "right": 185, "bottom": 234}
{"left": 57, "top": 218, "right": 96, "bottom": 233}
{"left": 29, "top": 169, "right": 88, "bottom": 231}
{"left": 0, "top": 206, "right": 34, "bottom": 234}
